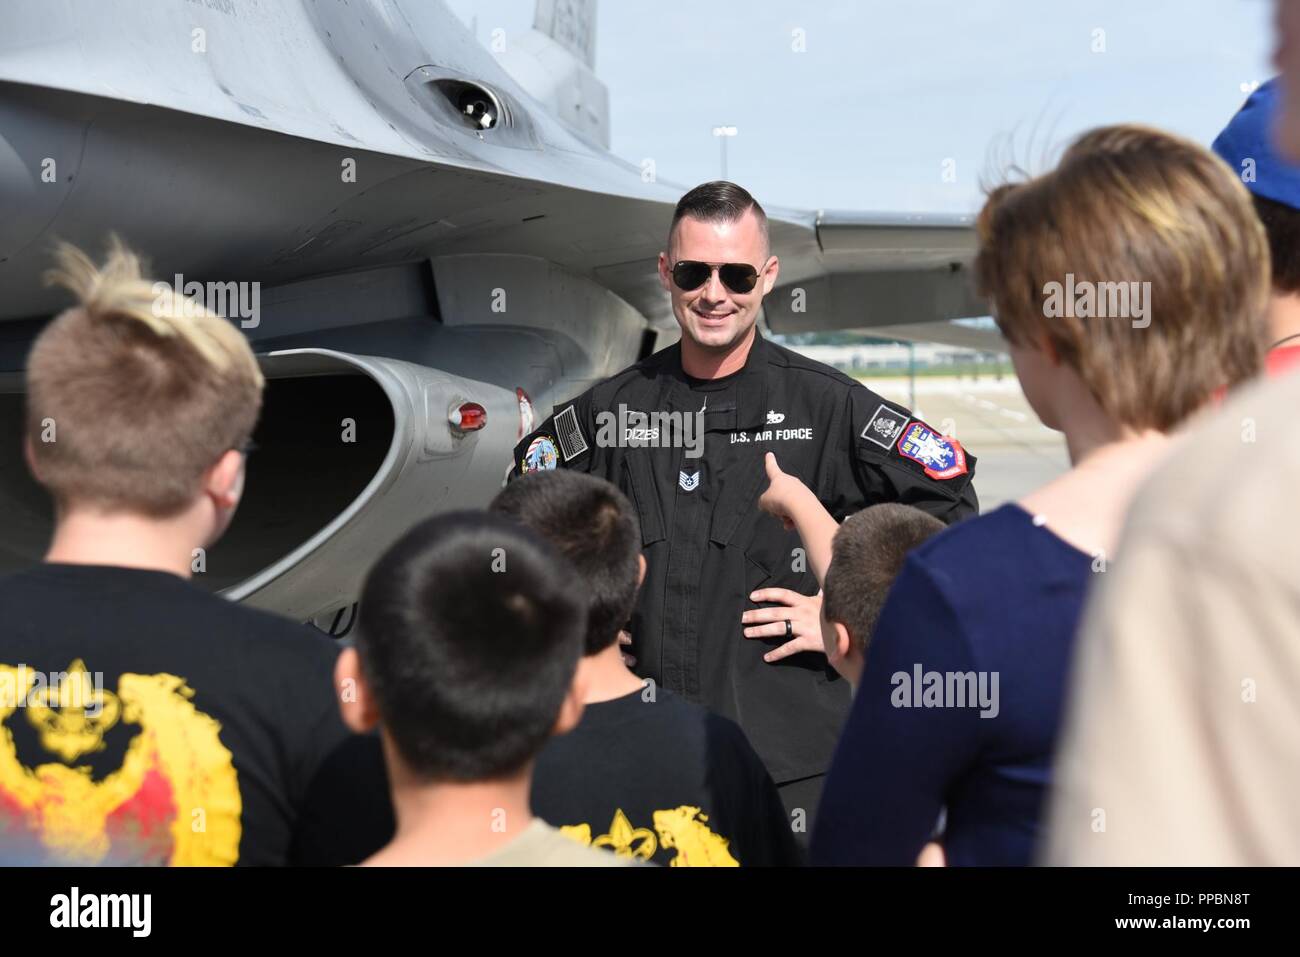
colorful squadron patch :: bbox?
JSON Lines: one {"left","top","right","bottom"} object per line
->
{"left": 521, "top": 435, "right": 559, "bottom": 473}
{"left": 896, "top": 422, "right": 967, "bottom": 480}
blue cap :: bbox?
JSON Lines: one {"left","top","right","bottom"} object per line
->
{"left": 1212, "top": 77, "right": 1300, "bottom": 211}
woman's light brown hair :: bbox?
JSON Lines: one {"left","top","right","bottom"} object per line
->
{"left": 26, "top": 237, "right": 264, "bottom": 517}
{"left": 974, "top": 125, "right": 1270, "bottom": 432}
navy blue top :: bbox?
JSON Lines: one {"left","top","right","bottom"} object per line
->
{"left": 810, "top": 503, "right": 1093, "bottom": 866}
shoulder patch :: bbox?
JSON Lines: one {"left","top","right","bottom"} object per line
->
{"left": 861, "top": 402, "right": 911, "bottom": 450}
{"left": 896, "top": 422, "right": 967, "bottom": 480}
{"left": 553, "top": 404, "right": 589, "bottom": 462}
{"left": 521, "top": 434, "right": 560, "bottom": 473}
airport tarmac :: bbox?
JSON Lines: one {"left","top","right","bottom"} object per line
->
{"left": 860, "top": 375, "right": 1070, "bottom": 509}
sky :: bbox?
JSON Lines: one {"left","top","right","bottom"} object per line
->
{"left": 444, "top": 0, "right": 1276, "bottom": 215}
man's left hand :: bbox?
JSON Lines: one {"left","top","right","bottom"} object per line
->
{"left": 743, "top": 588, "right": 825, "bottom": 663}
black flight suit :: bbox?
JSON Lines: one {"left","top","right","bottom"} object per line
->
{"left": 512, "top": 335, "right": 979, "bottom": 789}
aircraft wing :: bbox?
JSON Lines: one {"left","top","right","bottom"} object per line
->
{"left": 761, "top": 209, "right": 990, "bottom": 341}
{"left": 0, "top": 0, "right": 988, "bottom": 340}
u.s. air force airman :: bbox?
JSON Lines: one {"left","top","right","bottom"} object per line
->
{"left": 513, "top": 182, "right": 979, "bottom": 827}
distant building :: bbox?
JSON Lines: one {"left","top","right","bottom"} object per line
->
{"left": 783, "top": 341, "right": 1004, "bottom": 373}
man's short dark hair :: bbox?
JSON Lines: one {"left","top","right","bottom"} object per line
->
{"left": 822, "top": 504, "right": 946, "bottom": 652}
{"left": 1252, "top": 194, "right": 1300, "bottom": 294}
{"left": 669, "top": 181, "right": 769, "bottom": 253}
{"left": 491, "top": 472, "right": 640, "bottom": 657}
{"left": 356, "top": 511, "right": 586, "bottom": 782}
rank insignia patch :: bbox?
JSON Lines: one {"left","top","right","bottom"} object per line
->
{"left": 679, "top": 470, "right": 701, "bottom": 492}
{"left": 896, "top": 422, "right": 967, "bottom": 480}
{"left": 521, "top": 435, "right": 559, "bottom": 473}
{"left": 862, "top": 403, "right": 910, "bottom": 450}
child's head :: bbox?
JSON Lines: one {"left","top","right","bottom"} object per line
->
{"left": 490, "top": 471, "right": 643, "bottom": 658}
{"left": 821, "top": 504, "right": 945, "bottom": 686}
{"left": 1212, "top": 79, "right": 1300, "bottom": 299}
{"left": 975, "top": 124, "right": 1269, "bottom": 433}
{"left": 341, "top": 511, "right": 588, "bottom": 783}
{"left": 26, "top": 238, "right": 263, "bottom": 542}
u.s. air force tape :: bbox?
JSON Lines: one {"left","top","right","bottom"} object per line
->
{"left": 553, "top": 404, "right": 589, "bottom": 462}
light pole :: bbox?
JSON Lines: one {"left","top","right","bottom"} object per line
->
{"left": 712, "top": 125, "right": 737, "bottom": 180}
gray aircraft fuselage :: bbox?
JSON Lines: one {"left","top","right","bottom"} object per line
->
{"left": 0, "top": 0, "right": 982, "bottom": 628}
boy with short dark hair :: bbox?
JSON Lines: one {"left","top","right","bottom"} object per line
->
{"left": 336, "top": 510, "right": 628, "bottom": 866}
{"left": 491, "top": 471, "right": 801, "bottom": 866}
{"left": 822, "top": 504, "right": 946, "bottom": 686}
{"left": 758, "top": 453, "right": 944, "bottom": 688}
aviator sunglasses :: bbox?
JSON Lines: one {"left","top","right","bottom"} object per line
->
{"left": 670, "top": 260, "right": 762, "bottom": 295}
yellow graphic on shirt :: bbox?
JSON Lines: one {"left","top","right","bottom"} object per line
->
{"left": 560, "top": 823, "right": 593, "bottom": 845}
{"left": 653, "top": 806, "right": 740, "bottom": 867}
{"left": 591, "top": 808, "right": 657, "bottom": 860}
{"left": 561, "top": 806, "right": 739, "bottom": 867}
{"left": 0, "top": 661, "right": 242, "bottom": 866}
{"left": 26, "top": 660, "right": 121, "bottom": 761}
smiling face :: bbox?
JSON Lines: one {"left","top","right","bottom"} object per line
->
{"left": 658, "top": 210, "right": 778, "bottom": 357}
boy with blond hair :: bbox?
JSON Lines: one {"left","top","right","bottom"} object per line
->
{"left": 0, "top": 239, "right": 368, "bottom": 866}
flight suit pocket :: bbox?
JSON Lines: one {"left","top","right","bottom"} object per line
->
{"left": 739, "top": 519, "right": 829, "bottom": 681}
{"left": 620, "top": 455, "right": 667, "bottom": 678}
{"left": 621, "top": 455, "right": 666, "bottom": 547}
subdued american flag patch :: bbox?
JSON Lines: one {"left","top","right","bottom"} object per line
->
{"left": 554, "top": 404, "right": 589, "bottom": 462}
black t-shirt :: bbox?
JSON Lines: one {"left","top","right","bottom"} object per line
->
{"left": 0, "top": 563, "right": 368, "bottom": 866}
{"left": 531, "top": 687, "right": 803, "bottom": 866}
